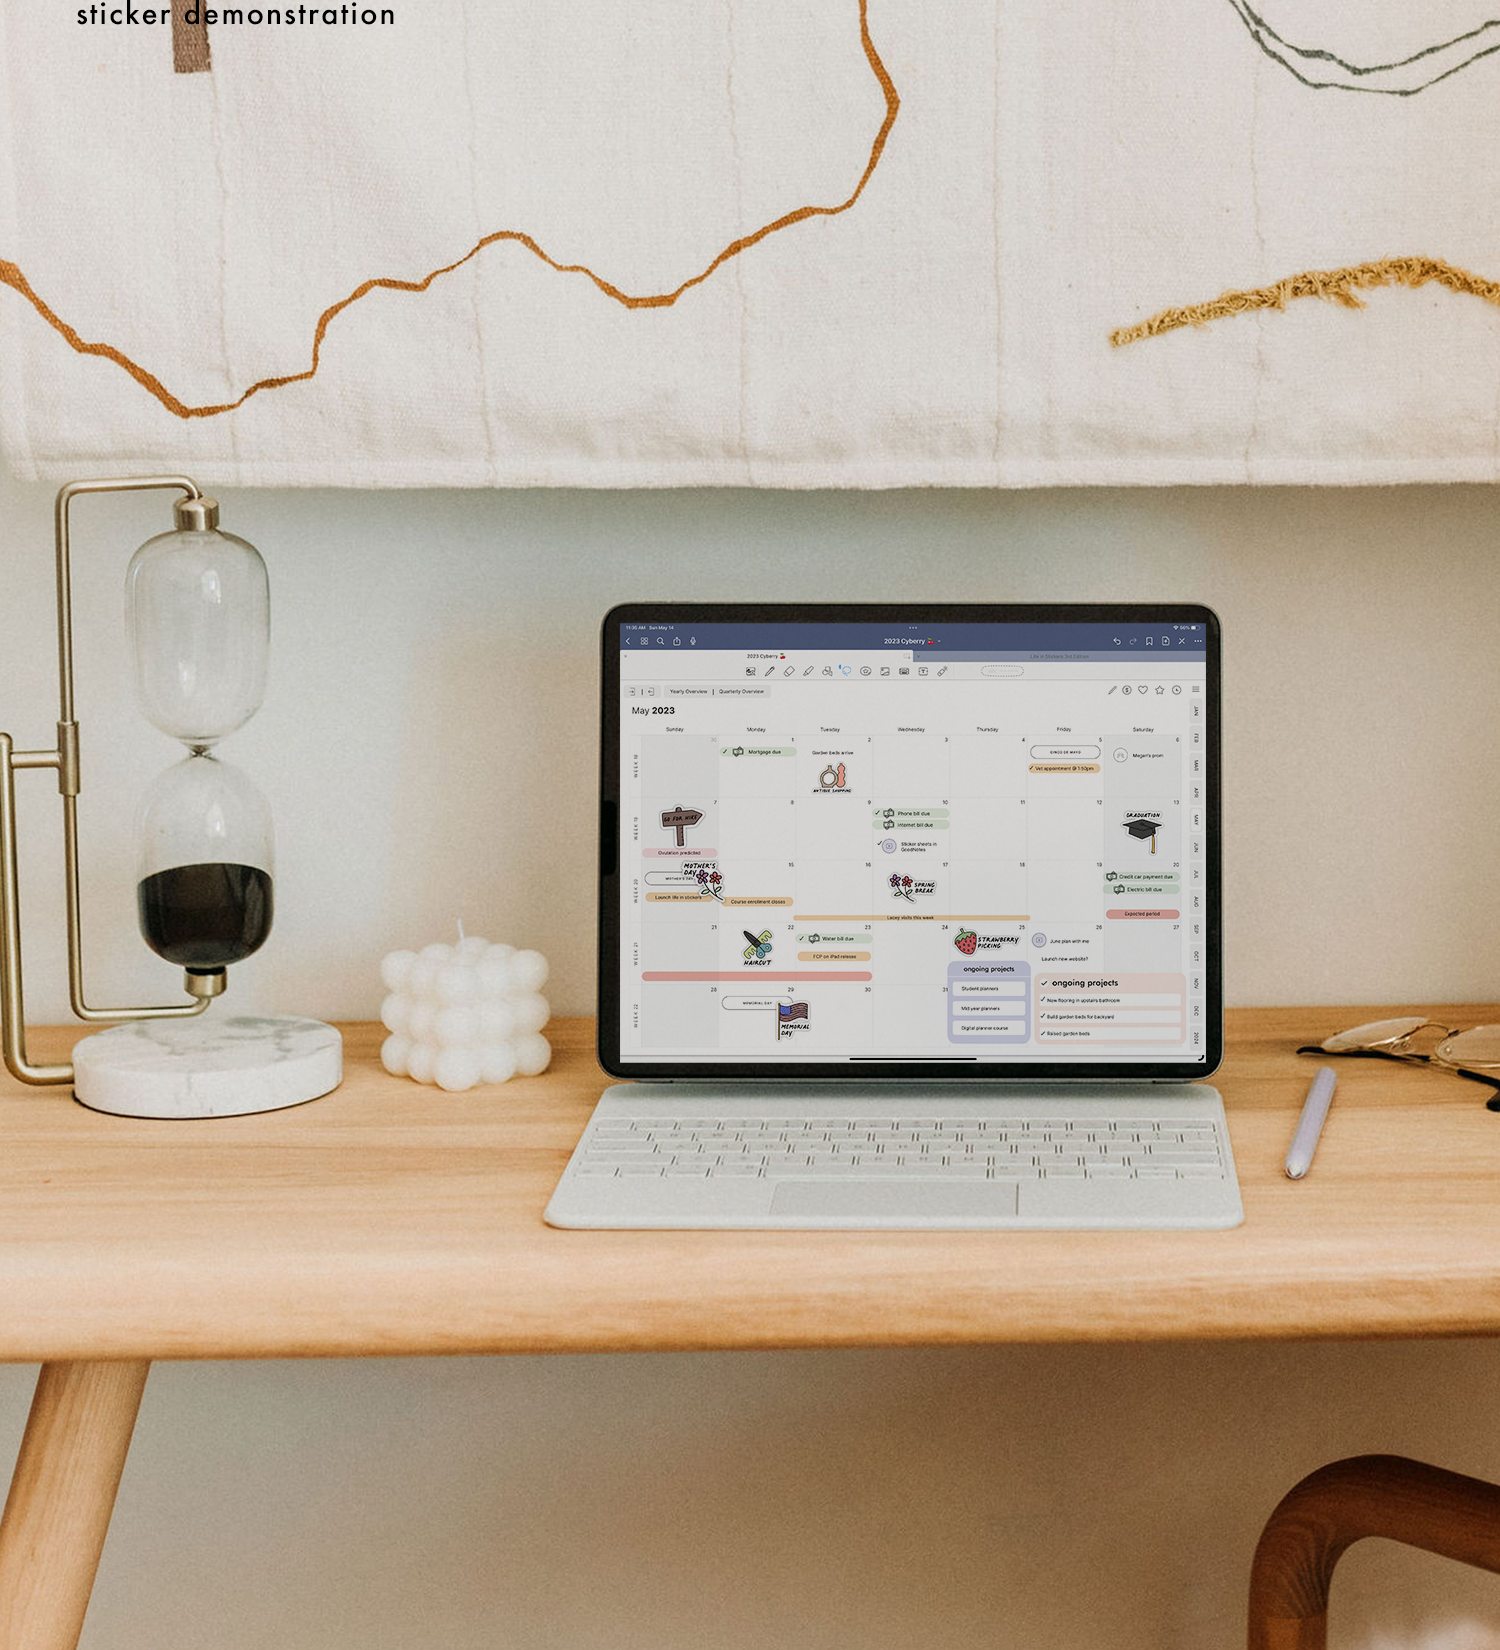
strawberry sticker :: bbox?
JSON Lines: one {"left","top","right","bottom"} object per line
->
{"left": 955, "top": 929, "right": 977, "bottom": 955}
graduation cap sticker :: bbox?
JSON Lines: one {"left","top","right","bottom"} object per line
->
{"left": 1123, "top": 817, "right": 1162, "bottom": 854}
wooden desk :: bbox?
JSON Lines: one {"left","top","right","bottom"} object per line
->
{"left": 2, "top": 1007, "right": 1498, "bottom": 1648}
{"left": 5, "top": 1007, "right": 1500, "bottom": 1360}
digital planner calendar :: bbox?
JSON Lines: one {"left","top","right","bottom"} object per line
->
{"left": 615, "top": 618, "right": 1211, "bottom": 1068}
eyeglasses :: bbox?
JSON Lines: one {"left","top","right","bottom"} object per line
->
{"left": 1298, "top": 1017, "right": 1500, "bottom": 1108}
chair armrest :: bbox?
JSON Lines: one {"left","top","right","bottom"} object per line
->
{"left": 1249, "top": 1454, "right": 1500, "bottom": 1650}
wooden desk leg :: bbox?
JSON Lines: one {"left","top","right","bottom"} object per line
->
{"left": 0, "top": 1361, "right": 150, "bottom": 1650}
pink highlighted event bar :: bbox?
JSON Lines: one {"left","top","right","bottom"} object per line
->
{"left": 643, "top": 971, "right": 872, "bottom": 982}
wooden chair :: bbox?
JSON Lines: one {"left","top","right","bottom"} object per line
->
{"left": 1249, "top": 1455, "right": 1500, "bottom": 1649}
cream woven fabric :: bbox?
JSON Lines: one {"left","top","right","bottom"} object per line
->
{"left": 2, "top": 0, "right": 1499, "bottom": 485}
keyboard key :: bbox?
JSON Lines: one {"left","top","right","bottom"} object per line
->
{"left": 616, "top": 1164, "right": 665, "bottom": 1177}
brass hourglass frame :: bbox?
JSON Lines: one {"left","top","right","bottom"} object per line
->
{"left": 0, "top": 477, "right": 217, "bottom": 1087}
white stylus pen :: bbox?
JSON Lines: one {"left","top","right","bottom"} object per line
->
{"left": 1284, "top": 1066, "right": 1339, "bottom": 1180}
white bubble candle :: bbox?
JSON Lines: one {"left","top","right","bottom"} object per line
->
{"left": 379, "top": 929, "right": 551, "bottom": 1092}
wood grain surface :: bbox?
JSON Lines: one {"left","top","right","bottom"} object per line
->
{"left": 0, "top": 1010, "right": 1497, "bottom": 1362}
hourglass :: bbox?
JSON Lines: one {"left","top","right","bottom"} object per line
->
{"left": 0, "top": 477, "right": 341, "bottom": 1118}
{"left": 129, "top": 492, "right": 276, "bottom": 991}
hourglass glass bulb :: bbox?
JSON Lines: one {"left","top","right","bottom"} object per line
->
{"left": 137, "top": 754, "right": 274, "bottom": 974}
{"left": 125, "top": 497, "right": 269, "bottom": 747}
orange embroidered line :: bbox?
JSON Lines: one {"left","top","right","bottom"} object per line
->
{"left": 1, "top": 0, "right": 898, "bottom": 420}
{"left": 1110, "top": 256, "right": 1500, "bottom": 347}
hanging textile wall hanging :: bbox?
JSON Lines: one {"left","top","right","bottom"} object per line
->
{"left": 2, "top": 0, "right": 1499, "bottom": 486}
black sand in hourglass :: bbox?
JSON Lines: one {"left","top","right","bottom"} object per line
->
{"left": 137, "top": 862, "right": 274, "bottom": 969}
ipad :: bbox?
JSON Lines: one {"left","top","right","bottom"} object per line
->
{"left": 598, "top": 604, "right": 1221, "bottom": 1083}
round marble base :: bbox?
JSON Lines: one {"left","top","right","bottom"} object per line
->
{"left": 73, "top": 1016, "right": 342, "bottom": 1119}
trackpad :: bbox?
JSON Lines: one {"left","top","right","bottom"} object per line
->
{"left": 770, "top": 1181, "right": 1020, "bottom": 1220}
